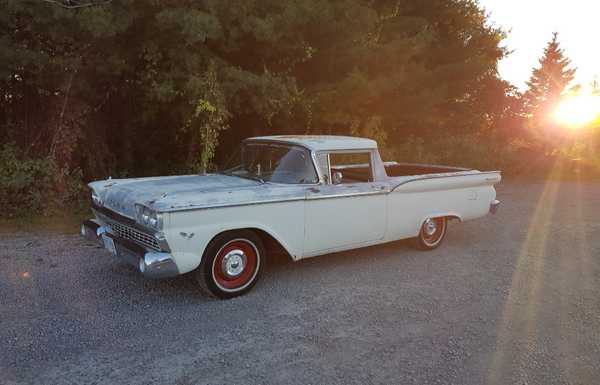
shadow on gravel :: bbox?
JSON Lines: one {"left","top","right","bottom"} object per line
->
{"left": 92, "top": 237, "right": 416, "bottom": 303}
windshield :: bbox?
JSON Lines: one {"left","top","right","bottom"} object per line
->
{"left": 221, "top": 142, "right": 318, "bottom": 184}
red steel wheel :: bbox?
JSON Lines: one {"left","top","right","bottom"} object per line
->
{"left": 212, "top": 239, "right": 259, "bottom": 291}
{"left": 415, "top": 217, "right": 447, "bottom": 250}
{"left": 196, "top": 230, "right": 265, "bottom": 299}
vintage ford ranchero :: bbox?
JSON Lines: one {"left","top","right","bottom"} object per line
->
{"left": 81, "top": 135, "right": 500, "bottom": 298}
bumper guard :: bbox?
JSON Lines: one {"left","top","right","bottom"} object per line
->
{"left": 490, "top": 199, "right": 500, "bottom": 214}
{"left": 81, "top": 219, "right": 179, "bottom": 279}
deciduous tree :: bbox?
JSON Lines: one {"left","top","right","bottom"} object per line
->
{"left": 0, "top": 0, "right": 521, "bottom": 214}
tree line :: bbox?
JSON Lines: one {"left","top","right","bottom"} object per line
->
{"left": 0, "top": 0, "right": 594, "bottom": 215}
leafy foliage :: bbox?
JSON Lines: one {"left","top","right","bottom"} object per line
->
{"left": 187, "top": 62, "right": 230, "bottom": 173}
{"left": 0, "top": 143, "right": 86, "bottom": 216}
{"left": 0, "top": 0, "right": 535, "bottom": 215}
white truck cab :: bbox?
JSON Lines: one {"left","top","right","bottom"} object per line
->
{"left": 82, "top": 135, "right": 500, "bottom": 298}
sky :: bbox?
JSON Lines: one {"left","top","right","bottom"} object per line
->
{"left": 478, "top": 0, "right": 600, "bottom": 90}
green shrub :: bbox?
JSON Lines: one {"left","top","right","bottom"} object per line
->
{"left": 0, "top": 144, "right": 87, "bottom": 217}
{"left": 381, "top": 133, "right": 544, "bottom": 176}
{"left": 382, "top": 132, "right": 600, "bottom": 179}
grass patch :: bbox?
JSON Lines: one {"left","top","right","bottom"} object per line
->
{"left": 0, "top": 209, "right": 91, "bottom": 235}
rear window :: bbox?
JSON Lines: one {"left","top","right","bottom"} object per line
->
{"left": 329, "top": 152, "right": 373, "bottom": 183}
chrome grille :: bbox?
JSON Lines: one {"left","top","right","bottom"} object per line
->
{"left": 108, "top": 221, "right": 160, "bottom": 251}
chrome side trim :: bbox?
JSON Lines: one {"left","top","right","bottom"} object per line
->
{"left": 306, "top": 189, "right": 389, "bottom": 201}
{"left": 165, "top": 188, "right": 390, "bottom": 212}
{"left": 388, "top": 161, "right": 470, "bottom": 172}
{"left": 165, "top": 196, "right": 307, "bottom": 212}
{"left": 389, "top": 171, "right": 502, "bottom": 192}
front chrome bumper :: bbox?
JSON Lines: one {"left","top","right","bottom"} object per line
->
{"left": 489, "top": 199, "right": 500, "bottom": 214}
{"left": 81, "top": 219, "right": 179, "bottom": 279}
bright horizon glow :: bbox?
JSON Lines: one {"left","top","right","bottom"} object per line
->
{"left": 479, "top": 0, "right": 600, "bottom": 90}
{"left": 553, "top": 93, "right": 600, "bottom": 128}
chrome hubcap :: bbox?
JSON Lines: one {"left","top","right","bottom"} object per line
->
{"left": 424, "top": 218, "right": 437, "bottom": 236}
{"left": 222, "top": 249, "right": 246, "bottom": 277}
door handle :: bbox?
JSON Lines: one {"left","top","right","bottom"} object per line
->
{"left": 308, "top": 187, "right": 320, "bottom": 193}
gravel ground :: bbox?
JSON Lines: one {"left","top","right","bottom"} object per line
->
{"left": 2, "top": 181, "right": 600, "bottom": 385}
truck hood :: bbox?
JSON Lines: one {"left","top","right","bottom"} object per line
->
{"left": 89, "top": 174, "right": 306, "bottom": 218}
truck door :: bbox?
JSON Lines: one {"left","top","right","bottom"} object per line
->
{"left": 303, "top": 150, "right": 387, "bottom": 255}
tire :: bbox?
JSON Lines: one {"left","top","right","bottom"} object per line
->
{"left": 414, "top": 217, "right": 447, "bottom": 250}
{"left": 195, "top": 230, "right": 265, "bottom": 299}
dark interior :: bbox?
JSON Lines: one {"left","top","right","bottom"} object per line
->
{"left": 329, "top": 163, "right": 470, "bottom": 183}
{"left": 331, "top": 166, "right": 372, "bottom": 183}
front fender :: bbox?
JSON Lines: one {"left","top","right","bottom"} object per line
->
{"left": 165, "top": 201, "right": 305, "bottom": 274}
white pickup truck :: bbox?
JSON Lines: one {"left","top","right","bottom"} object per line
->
{"left": 81, "top": 135, "right": 500, "bottom": 298}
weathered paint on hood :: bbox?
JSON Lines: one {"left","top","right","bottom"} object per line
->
{"left": 88, "top": 174, "right": 307, "bottom": 217}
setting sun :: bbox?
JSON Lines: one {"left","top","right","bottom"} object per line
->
{"left": 554, "top": 93, "right": 600, "bottom": 128}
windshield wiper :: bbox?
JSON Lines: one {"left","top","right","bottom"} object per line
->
{"left": 217, "top": 170, "right": 265, "bottom": 184}
{"left": 240, "top": 174, "right": 265, "bottom": 184}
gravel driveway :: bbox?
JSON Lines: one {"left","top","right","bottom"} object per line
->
{"left": 2, "top": 181, "right": 600, "bottom": 385}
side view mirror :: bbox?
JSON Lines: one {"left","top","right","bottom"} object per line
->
{"left": 332, "top": 171, "right": 343, "bottom": 185}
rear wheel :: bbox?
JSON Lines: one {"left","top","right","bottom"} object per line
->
{"left": 196, "top": 230, "right": 265, "bottom": 299}
{"left": 414, "top": 217, "right": 447, "bottom": 250}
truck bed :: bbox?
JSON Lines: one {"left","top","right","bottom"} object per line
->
{"left": 384, "top": 162, "right": 470, "bottom": 177}
{"left": 331, "top": 162, "right": 472, "bottom": 183}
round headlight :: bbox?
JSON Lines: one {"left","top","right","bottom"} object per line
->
{"left": 135, "top": 205, "right": 162, "bottom": 230}
{"left": 142, "top": 207, "right": 151, "bottom": 224}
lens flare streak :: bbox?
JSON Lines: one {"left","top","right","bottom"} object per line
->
{"left": 487, "top": 162, "right": 562, "bottom": 384}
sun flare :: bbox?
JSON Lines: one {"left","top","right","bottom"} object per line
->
{"left": 553, "top": 93, "right": 600, "bottom": 128}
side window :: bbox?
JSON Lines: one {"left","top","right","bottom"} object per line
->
{"left": 329, "top": 152, "right": 373, "bottom": 184}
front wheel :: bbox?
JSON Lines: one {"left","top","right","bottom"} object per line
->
{"left": 195, "top": 230, "right": 265, "bottom": 299}
{"left": 414, "top": 217, "right": 447, "bottom": 250}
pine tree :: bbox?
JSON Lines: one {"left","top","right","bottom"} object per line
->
{"left": 523, "top": 32, "right": 576, "bottom": 154}
{"left": 524, "top": 32, "right": 576, "bottom": 115}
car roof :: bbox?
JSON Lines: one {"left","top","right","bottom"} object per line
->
{"left": 245, "top": 135, "right": 377, "bottom": 151}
